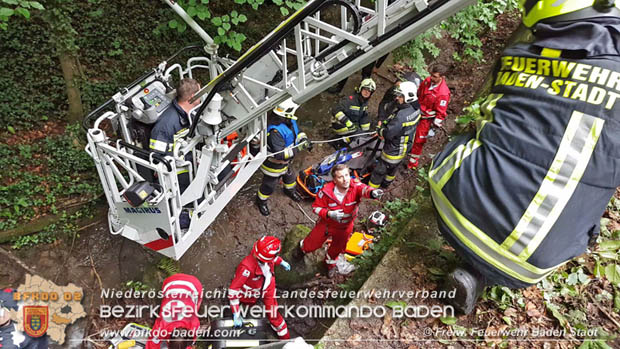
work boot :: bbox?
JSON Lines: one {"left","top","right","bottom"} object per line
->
{"left": 256, "top": 198, "right": 270, "bottom": 216}
{"left": 292, "top": 245, "right": 305, "bottom": 261}
{"left": 284, "top": 188, "right": 302, "bottom": 202}
{"left": 407, "top": 156, "right": 419, "bottom": 169}
{"left": 442, "top": 267, "right": 485, "bottom": 315}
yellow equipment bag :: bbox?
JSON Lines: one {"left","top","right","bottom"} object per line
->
{"left": 344, "top": 231, "right": 374, "bottom": 261}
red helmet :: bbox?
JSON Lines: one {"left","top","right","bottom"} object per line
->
{"left": 253, "top": 236, "right": 281, "bottom": 262}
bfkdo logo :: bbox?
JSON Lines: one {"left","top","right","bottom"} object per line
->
{"left": 23, "top": 306, "right": 49, "bottom": 337}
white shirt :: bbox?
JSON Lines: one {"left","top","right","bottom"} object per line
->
{"left": 258, "top": 262, "right": 272, "bottom": 290}
{"left": 334, "top": 186, "right": 347, "bottom": 203}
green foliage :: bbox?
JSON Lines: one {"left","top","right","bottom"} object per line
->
{"left": 0, "top": 0, "right": 44, "bottom": 30}
{"left": 0, "top": 1, "right": 195, "bottom": 128}
{"left": 442, "top": 0, "right": 518, "bottom": 62}
{"left": 394, "top": 0, "right": 519, "bottom": 73}
{"left": 593, "top": 211, "right": 620, "bottom": 288}
{"left": 392, "top": 28, "right": 442, "bottom": 75}
{"left": 211, "top": 13, "right": 247, "bottom": 51}
{"left": 482, "top": 285, "right": 524, "bottom": 311}
{"left": 340, "top": 198, "right": 419, "bottom": 292}
{"left": 168, "top": 0, "right": 305, "bottom": 51}
{"left": 455, "top": 96, "right": 485, "bottom": 126}
{"left": 157, "top": 257, "right": 181, "bottom": 277}
{"left": 123, "top": 280, "right": 150, "bottom": 292}
{"left": 0, "top": 124, "right": 101, "bottom": 232}
{"left": 383, "top": 198, "right": 418, "bottom": 225}
{"left": 11, "top": 230, "right": 57, "bottom": 249}
{"left": 10, "top": 203, "right": 96, "bottom": 249}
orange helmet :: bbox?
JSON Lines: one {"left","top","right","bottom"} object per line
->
{"left": 253, "top": 236, "right": 281, "bottom": 262}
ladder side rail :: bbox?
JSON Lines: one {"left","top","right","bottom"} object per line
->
{"left": 294, "top": 25, "right": 307, "bottom": 92}
{"left": 294, "top": 0, "right": 475, "bottom": 102}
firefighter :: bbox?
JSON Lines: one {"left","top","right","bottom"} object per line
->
{"left": 228, "top": 236, "right": 291, "bottom": 339}
{"left": 430, "top": 0, "right": 620, "bottom": 314}
{"left": 149, "top": 78, "right": 201, "bottom": 192}
{"left": 331, "top": 78, "right": 376, "bottom": 147}
{"left": 369, "top": 81, "right": 420, "bottom": 189}
{"left": 256, "top": 98, "right": 311, "bottom": 216}
{"left": 146, "top": 273, "right": 203, "bottom": 349}
{"left": 408, "top": 64, "right": 450, "bottom": 169}
{"left": 293, "top": 164, "right": 384, "bottom": 277}
{"left": 377, "top": 72, "right": 421, "bottom": 124}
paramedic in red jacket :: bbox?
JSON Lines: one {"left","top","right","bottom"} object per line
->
{"left": 408, "top": 64, "right": 451, "bottom": 169}
{"left": 228, "top": 236, "right": 291, "bottom": 339}
{"left": 293, "top": 164, "right": 383, "bottom": 275}
{"left": 146, "top": 273, "right": 203, "bottom": 349}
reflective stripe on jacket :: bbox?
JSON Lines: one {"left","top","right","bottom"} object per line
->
{"left": 379, "top": 103, "right": 420, "bottom": 164}
{"left": 149, "top": 100, "right": 190, "bottom": 156}
{"left": 331, "top": 93, "right": 371, "bottom": 131}
{"left": 429, "top": 19, "right": 620, "bottom": 288}
{"left": 261, "top": 120, "right": 300, "bottom": 176}
{"left": 312, "top": 180, "right": 374, "bottom": 228}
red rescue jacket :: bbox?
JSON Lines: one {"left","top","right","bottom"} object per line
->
{"left": 311, "top": 180, "right": 374, "bottom": 230}
{"left": 228, "top": 254, "right": 284, "bottom": 313}
{"left": 418, "top": 76, "right": 450, "bottom": 120}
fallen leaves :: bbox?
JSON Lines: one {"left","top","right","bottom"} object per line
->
{"left": 525, "top": 302, "right": 542, "bottom": 318}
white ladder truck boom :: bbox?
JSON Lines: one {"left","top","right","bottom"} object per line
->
{"left": 84, "top": 0, "right": 474, "bottom": 259}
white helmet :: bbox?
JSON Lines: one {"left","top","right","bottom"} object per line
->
{"left": 273, "top": 98, "right": 299, "bottom": 120}
{"left": 368, "top": 211, "right": 386, "bottom": 227}
{"left": 394, "top": 81, "right": 417, "bottom": 103}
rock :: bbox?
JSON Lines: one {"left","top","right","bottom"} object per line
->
{"left": 276, "top": 224, "right": 326, "bottom": 287}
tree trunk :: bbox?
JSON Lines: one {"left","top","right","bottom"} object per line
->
{"left": 59, "top": 51, "right": 85, "bottom": 124}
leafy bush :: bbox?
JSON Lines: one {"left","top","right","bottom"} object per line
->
{"left": 164, "top": 0, "right": 305, "bottom": 51}
{"left": 394, "top": 0, "right": 519, "bottom": 73}
{"left": 0, "top": 124, "right": 101, "bottom": 232}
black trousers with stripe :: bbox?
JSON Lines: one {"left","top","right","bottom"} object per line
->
{"left": 369, "top": 158, "right": 399, "bottom": 188}
{"left": 258, "top": 167, "right": 296, "bottom": 200}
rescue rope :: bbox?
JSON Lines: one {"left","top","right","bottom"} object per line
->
{"left": 229, "top": 131, "right": 377, "bottom": 165}
{"left": 296, "top": 202, "right": 316, "bottom": 224}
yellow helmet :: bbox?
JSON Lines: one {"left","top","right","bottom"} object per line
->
{"left": 359, "top": 78, "right": 376, "bottom": 93}
{"left": 520, "top": 0, "right": 620, "bottom": 28}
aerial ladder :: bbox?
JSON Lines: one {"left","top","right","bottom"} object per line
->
{"left": 84, "top": 0, "right": 474, "bottom": 259}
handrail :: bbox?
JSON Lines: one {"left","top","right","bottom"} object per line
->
{"left": 188, "top": 0, "right": 362, "bottom": 138}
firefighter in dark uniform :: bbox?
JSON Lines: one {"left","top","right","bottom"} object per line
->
{"left": 256, "top": 98, "right": 310, "bottom": 216}
{"left": 369, "top": 81, "right": 420, "bottom": 189}
{"left": 377, "top": 72, "right": 421, "bottom": 124}
{"left": 331, "top": 78, "right": 376, "bottom": 147}
{"left": 431, "top": 0, "right": 620, "bottom": 314}
{"left": 149, "top": 78, "right": 201, "bottom": 193}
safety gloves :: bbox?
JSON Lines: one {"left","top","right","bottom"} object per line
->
{"left": 344, "top": 119, "right": 357, "bottom": 133}
{"left": 233, "top": 312, "right": 244, "bottom": 328}
{"left": 295, "top": 132, "right": 312, "bottom": 151}
{"left": 328, "top": 209, "right": 344, "bottom": 222}
{"left": 328, "top": 209, "right": 351, "bottom": 223}
{"left": 433, "top": 118, "right": 443, "bottom": 128}
{"left": 371, "top": 189, "right": 384, "bottom": 199}
{"left": 280, "top": 260, "right": 291, "bottom": 271}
